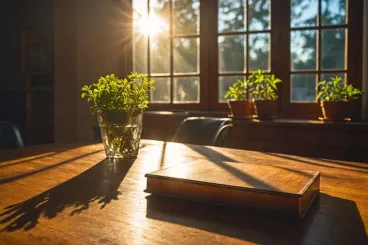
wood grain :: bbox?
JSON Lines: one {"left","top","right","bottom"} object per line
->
{"left": 0, "top": 140, "right": 367, "bottom": 245}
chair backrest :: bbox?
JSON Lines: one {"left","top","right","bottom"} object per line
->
{"left": 0, "top": 121, "right": 24, "bottom": 150}
{"left": 214, "top": 123, "right": 234, "bottom": 147}
{"left": 172, "top": 117, "right": 233, "bottom": 146}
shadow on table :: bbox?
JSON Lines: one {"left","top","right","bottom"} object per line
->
{"left": 264, "top": 152, "right": 368, "bottom": 174}
{"left": 0, "top": 158, "right": 135, "bottom": 231}
{"left": 0, "top": 149, "right": 104, "bottom": 185}
{"left": 146, "top": 193, "right": 367, "bottom": 245}
{"left": 0, "top": 143, "right": 96, "bottom": 164}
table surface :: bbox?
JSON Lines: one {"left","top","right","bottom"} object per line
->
{"left": 0, "top": 140, "right": 367, "bottom": 245}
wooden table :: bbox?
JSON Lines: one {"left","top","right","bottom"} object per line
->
{"left": 0, "top": 140, "right": 367, "bottom": 245}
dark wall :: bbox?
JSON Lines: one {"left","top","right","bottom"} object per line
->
{"left": 0, "top": 0, "right": 23, "bottom": 89}
{"left": 0, "top": 0, "right": 25, "bottom": 140}
{"left": 0, "top": 0, "right": 53, "bottom": 144}
{"left": 20, "top": 0, "right": 53, "bottom": 32}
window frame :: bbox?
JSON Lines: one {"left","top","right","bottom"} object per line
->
{"left": 275, "top": 0, "right": 364, "bottom": 119}
{"left": 136, "top": 0, "right": 208, "bottom": 111}
{"left": 209, "top": 0, "right": 271, "bottom": 111}
{"left": 131, "top": 0, "right": 364, "bottom": 119}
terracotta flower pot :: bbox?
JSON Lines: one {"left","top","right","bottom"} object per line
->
{"left": 321, "top": 101, "right": 349, "bottom": 121}
{"left": 254, "top": 100, "right": 277, "bottom": 120}
{"left": 227, "top": 100, "right": 254, "bottom": 118}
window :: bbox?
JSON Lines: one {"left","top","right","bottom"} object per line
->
{"left": 283, "top": 0, "right": 363, "bottom": 118}
{"left": 217, "top": 0, "right": 270, "bottom": 103}
{"left": 133, "top": 0, "right": 202, "bottom": 110}
{"left": 132, "top": 0, "right": 363, "bottom": 118}
{"left": 290, "top": 0, "right": 347, "bottom": 103}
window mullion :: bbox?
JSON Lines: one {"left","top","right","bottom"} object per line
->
{"left": 245, "top": 0, "right": 249, "bottom": 75}
{"left": 317, "top": 0, "right": 322, "bottom": 83}
{"left": 270, "top": 0, "right": 290, "bottom": 113}
{"left": 169, "top": 0, "right": 173, "bottom": 105}
{"left": 347, "top": 0, "right": 364, "bottom": 120}
{"left": 147, "top": 0, "right": 151, "bottom": 76}
{"left": 203, "top": 0, "right": 217, "bottom": 110}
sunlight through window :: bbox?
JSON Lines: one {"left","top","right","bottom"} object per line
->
{"left": 135, "top": 14, "right": 168, "bottom": 38}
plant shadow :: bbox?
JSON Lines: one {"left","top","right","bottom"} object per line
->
{"left": 0, "top": 158, "right": 135, "bottom": 232}
{"left": 146, "top": 193, "right": 367, "bottom": 245}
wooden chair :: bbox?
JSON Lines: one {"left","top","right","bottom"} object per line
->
{"left": 172, "top": 117, "right": 233, "bottom": 146}
{"left": 0, "top": 121, "right": 24, "bottom": 149}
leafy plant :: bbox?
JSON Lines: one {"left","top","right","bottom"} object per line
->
{"left": 224, "top": 79, "right": 248, "bottom": 100}
{"left": 248, "top": 69, "right": 282, "bottom": 100}
{"left": 316, "top": 76, "right": 362, "bottom": 101}
{"left": 81, "top": 73, "right": 155, "bottom": 114}
{"left": 81, "top": 73, "right": 155, "bottom": 158}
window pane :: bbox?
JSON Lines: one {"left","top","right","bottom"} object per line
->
{"left": 291, "top": 30, "right": 317, "bottom": 71}
{"left": 322, "top": 0, "right": 346, "bottom": 25}
{"left": 173, "top": 0, "right": 199, "bottom": 35}
{"left": 248, "top": 0, "right": 270, "bottom": 31}
{"left": 291, "top": 0, "right": 318, "bottom": 28}
{"left": 173, "top": 77, "right": 200, "bottom": 103}
{"left": 321, "top": 28, "right": 346, "bottom": 70}
{"left": 150, "top": 0, "right": 170, "bottom": 27}
{"left": 133, "top": 35, "right": 147, "bottom": 73}
{"left": 174, "top": 38, "right": 199, "bottom": 74}
{"left": 320, "top": 73, "right": 346, "bottom": 86}
{"left": 218, "top": 0, "right": 245, "bottom": 33}
{"left": 219, "top": 35, "right": 245, "bottom": 72}
{"left": 133, "top": 0, "right": 148, "bottom": 73}
{"left": 291, "top": 74, "right": 317, "bottom": 102}
{"left": 218, "top": 75, "right": 245, "bottom": 102}
{"left": 150, "top": 35, "right": 170, "bottom": 74}
{"left": 133, "top": 0, "right": 147, "bottom": 12}
{"left": 133, "top": 0, "right": 148, "bottom": 31}
{"left": 150, "top": 77, "right": 171, "bottom": 103}
{"left": 249, "top": 33, "right": 269, "bottom": 71}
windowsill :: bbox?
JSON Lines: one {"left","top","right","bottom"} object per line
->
{"left": 231, "top": 117, "right": 368, "bottom": 130}
{"left": 145, "top": 110, "right": 227, "bottom": 115}
{"left": 144, "top": 110, "right": 368, "bottom": 130}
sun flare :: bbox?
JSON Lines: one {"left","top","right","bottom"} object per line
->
{"left": 136, "top": 14, "right": 168, "bottom": 37}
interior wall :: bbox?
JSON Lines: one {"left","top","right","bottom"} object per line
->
{"left": 0, "top": 0, "right": 23, "bottom": 90}
{"left": 54, "top": 0, "right": 131, "bottom": 143}
{"left": 54, "top": 0, "right": 78, "bottom": 143}
{"left": 0, "top": 0, "right": 53, "bottom": 143}
{"left": 0, "top": 0, "right": 20, "bottom": 139}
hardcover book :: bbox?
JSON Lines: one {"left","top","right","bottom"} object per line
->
{"left": 145, "top": 159, "right": 320, "bottom": 217}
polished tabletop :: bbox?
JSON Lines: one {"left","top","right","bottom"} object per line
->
{"left": 0, "top": 140, "right": 367, "bottom": 245}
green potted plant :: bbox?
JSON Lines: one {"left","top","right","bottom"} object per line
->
{"left": 316, "top": 76, "right": 362, "bottom": 121}
{"left": 81, "top": 73, "right": 155, "bottom": 158}
{"left": 224, "top": 79, "right": 254, "bottom": 118}
{"left": 249, "top": 69, "right": 282, "bottom": 120}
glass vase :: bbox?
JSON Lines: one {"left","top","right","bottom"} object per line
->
{"left": 97, "top": 109, "right": 143, "bottom": 159}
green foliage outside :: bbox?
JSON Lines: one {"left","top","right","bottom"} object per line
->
{"left": 81, "top": 73, "right": 155, "bottom": 114}
{"left": 225, "top": 69, "right": 282, "bottom": 101}
{"left": 316, "top": 76, "right": 362, "bottom": 101}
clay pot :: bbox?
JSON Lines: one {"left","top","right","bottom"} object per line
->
{"left": 321, "top": 101, "right": 349, "bottom": 121}
{"left": 254, "top": 100, "right": 277, "bottom": 120}
{"left": 227, "top": 100, "right": 254, "bottom": 118}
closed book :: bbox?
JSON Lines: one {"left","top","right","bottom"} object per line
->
{"left": 145, "top": 159, "right": 320, "bottom": 217}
